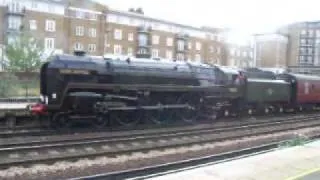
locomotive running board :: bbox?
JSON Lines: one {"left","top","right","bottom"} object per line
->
{"left": 105, "top": 104, "right": 193, "bottom": 111}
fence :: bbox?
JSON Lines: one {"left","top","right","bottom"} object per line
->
{"left": 0, "top": 72, "right": 40, "bottom": 98}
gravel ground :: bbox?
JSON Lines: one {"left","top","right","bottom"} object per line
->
{"left": 0, "top": 126, "right": 319, "bottom": 180}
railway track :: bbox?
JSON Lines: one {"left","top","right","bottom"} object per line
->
{"left": 0, "top": 112, "right": 316, "bottom": 139}
{"left": 0, "top": 113, "right": 319, "bottom": 173}
{"left": 0, "top": 113, "right": 318, "bottom": 147}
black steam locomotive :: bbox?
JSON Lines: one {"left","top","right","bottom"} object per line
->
{"left": 30, "top": 52, "right": 245, "bottom": 128}
{"left": 31, "top": 51, "right": 320, "bottom": 129}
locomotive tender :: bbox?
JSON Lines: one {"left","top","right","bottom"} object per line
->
{"left": 30, "top": 51, "right": 320, "bottom": 128}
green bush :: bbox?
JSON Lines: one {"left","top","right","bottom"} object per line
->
{"left": 278, "top": 133, "right": 309, "bottom": 148}
{"left": 0, "top": 73, "right": 19, "bottom": 97}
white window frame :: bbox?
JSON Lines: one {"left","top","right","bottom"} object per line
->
{"left": 176, "top": 53, "right": 184, "bottom": 61}
{"left": 166, "top": 50, "right": 172, "bottom": 59}
{"left": 114, "top": 44, "right": 122, "bottom": 55}
{"left": 76, "top": 26, "right": 84, "bottom": 36}
{"left": 128, "top": 47, "right": 133, "bottom": 56}
{"left": 45, "top": 20, "right": 56, "bottom": 32}
{"left": 128, "top": 33, "right": 134, "bottom": 41}
{"left": 196, "top": 42, "right": 201, "bottom": 51}
{"left": 152, "top": 35, "right": 159, "bottom": 45}
{"left": 188, "top": 42, "right": 192, "bottom": 50}
{"left": 152, "top": 49, "right": 159, "bottom": 58}
{"left": 44, "top": 38, "right": 55, "bottom": 49}
{"left": 74, "top": 42, "right": 83, "bottom": 50}
{"left": 29, "top": 20, "right": 37, "bottom": 30}
{"left": 88, "top": 28, "right": 96, "bottom": 37}
{"left": 177, "top": 40, "right": 185, "bottom": 51}
{"left": 114, "top": 29, "right": 122, "bottom": 40}
{"left": 8, "top": 16, "right": 21, "bottom": 30}
{"left": 166, "top": 37, "right": 173, "bottom": 46}
{"left": 88, "top": 44, "right": 96, "bottom": 52}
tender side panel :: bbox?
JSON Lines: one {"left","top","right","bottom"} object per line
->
{"left": 245, "top": 79, "right": 291, "bottom": 104}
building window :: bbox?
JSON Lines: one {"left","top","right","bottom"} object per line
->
{"left": 87, "top": 13, "right": 98, "bottom": 20}
{"left": 300, "top": 47, "right": 306, "bottom": 54}
{"left": 249, "top": 52, "right": 253, "bottom": 58}
{"left": 88, "top": 28, "right": 96, "bottom": 37}
{"left": 138, "top": 34, "right": 148, "bottom": 46}
{"left": 167, "top": 37, "right": 173, "bottom": 46}
{"left": 177, "top": 40, "right": 185, "bottom": 51}
{"left": 166, "top": 50, "right": 172, "bottom": 59}
{"left": 76, "top": 26, "right": 84, "bottom": 36}
{"left": 301, "top": 30, "right": 307, "bottom": 35}
{"left": 138, "top": 48, "right": 148, "bottom": 55}
{"left": 307, "top": 39, "right": 314, "bottom": 45}
{"left": 308, "top": 30, "right": 314, "bottom": 36}
{"left": 152, "top": 35, "right": 159, "bottom": 45}
{"left": 316, "top": 30, "right": 320, "bottom": 37}
{"left": 176, "top": 54, "right": 184, "bottom": 61}
{"left": 195, "top": 54, "right": 201, "bottom": 61}
{"left": 128, "top": 47, "right": 133, "bottom": 56}
{"left": 243, "top": 51, "right": 247, "bottom": 57}
{"left": 196, "top": 42, "right": 201, "bottom": 51}
{"left": 29, "top": 20, "right": 37, "bottom": 30}
{"left": 44, "top": 38, "right": 55, "bottom": 49}
{"left": 88, "top": 44, "right": 96, "bottom": 52}
{"left": 152, "top": 49, "right": 159, "bottom": 58}
{"left": 188, "top": 42, "right": 192, "bottom": 50}
{"left": 31, "top": 1, "right": 38, "bottom": 9}
{"left": 8, "top": 16, "right": 21, "bottom": 30}
{"left": 45, "top": 20, "right": 56, "bottom": 32}
{"left": 76, "top": 10, "right": 85, "bottom": 19}
{"left": 114, "top": 44, "right": 122, "bottom": 55}
{"left": 74, "top": 42, "right": 83, "bottom": 50}
{"left": 128, "top": 33, "right": 134, "bottom": 41}
{"left": 114, "top": 29, "right": 122, "bottom": 40}
{"left": 300, "top": 39, "right": 306, "bottom": 44}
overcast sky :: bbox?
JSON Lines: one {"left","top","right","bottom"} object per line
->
{"left": 95, "top": 0, "right": 320, "bottom": 43}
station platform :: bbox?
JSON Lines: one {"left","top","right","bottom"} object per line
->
{"left": 0, "top": 102, "right": 31, "bottom": 110}
{"left": 148, "top": 140, "right": 320, "bottom": 180}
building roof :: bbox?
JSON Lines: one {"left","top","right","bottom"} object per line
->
{"left": 39, "top": 0, "right": 68, "bottom": 5}
{"left": 108, "top": 9, "right": 218, "bottom": 34}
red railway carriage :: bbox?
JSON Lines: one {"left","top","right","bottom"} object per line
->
{"left": 277, "top": 73, "right": 320, "bottom": 106}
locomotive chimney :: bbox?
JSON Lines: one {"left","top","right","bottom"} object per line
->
{"left": 74, "top": 50, "right": 86, "bottom": 56}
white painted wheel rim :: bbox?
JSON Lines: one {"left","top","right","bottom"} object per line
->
{"left": 224, "top": 110, "right": 229, "bottom": 116}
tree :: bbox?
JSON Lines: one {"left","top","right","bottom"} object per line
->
{"left": 5, "top": 32, "right": 44, "bottom": 72}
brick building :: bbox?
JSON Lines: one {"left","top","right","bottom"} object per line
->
{"left": 0, "top": 0, "right": 230, "bottom": 71}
